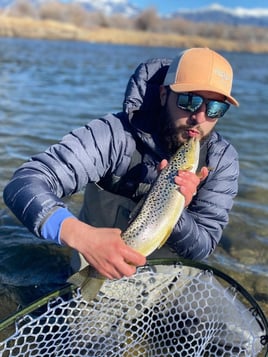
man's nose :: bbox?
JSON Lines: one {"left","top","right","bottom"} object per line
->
{"left": 190, "top": 103, "right": 207, "bottom": 124}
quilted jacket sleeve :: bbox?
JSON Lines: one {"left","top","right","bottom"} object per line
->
{"left": 168, "top": 133, "right": 239, "bottom": 260}
{"left": 3, "top": 115, "right": 134, "bottom": 237}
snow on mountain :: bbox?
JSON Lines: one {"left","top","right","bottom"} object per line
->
{"left": 179, "top": 3, "right": 268, "bottom": 18}
{"left": 72, "top": 0, "right": 139, "bottom": 17}
{"left": 173, "top": 3, "right": 268, "bottom": 27}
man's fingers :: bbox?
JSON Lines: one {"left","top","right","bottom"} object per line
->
{"left": 157, "top": 159, "right": 168, "bottom": 173}
{"left": 197, "top": 166, "right": 209, "bottom": 181}
{"left": 123, "top": 246, "right": 146, "bottom": 267}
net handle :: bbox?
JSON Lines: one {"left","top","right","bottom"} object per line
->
{"left": 0, "top": 284, "right": 74, "bottom": 334}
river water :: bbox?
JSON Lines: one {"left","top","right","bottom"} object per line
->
{"left": 0, "top": 38, "right": 267, "bottom": 322}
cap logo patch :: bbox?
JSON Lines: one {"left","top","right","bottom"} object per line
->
{"left": 214, "top": 68, "right": 230, "bottom": 81}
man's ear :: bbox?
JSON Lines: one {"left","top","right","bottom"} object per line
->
{"left": 159, "top": 85, "right": 168, "bottom": 106}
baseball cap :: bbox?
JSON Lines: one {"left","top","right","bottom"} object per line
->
{"left": 164, "top": 48, "right": 239, "bottom": 106}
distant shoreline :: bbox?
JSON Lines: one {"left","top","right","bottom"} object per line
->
{"left": 0, "top": 16, "right": 267, "bottom": 53}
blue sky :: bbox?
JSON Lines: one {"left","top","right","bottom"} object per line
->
{"left": 132, "top": 1, "right": 268, "bottom": 15}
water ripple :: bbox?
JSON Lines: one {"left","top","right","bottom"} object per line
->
{"left": 0, "top": 39, "right": 267, "bottom": 316}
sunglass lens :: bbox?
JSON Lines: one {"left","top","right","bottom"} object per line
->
{"left": 206, "top": 101, "right": 230, "bottom": 118}
{"left": 191, "top": 96, "right": 204, "bottom": 112}
{"left": 177, "top": 94, "right": 190, "bottom": 108}
{"left": 177, "top": 94, "right": 203, "bottom": 112}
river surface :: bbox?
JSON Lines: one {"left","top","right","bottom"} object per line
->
{"left": 0, "top": 38, "right": 267, "bottom": 323}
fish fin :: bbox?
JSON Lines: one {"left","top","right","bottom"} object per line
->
{"left": 67, "top": 265, "right": 105, "bottom": 302}
{"left": 67, "top": 265, "right": 93, "bottom": 287}
{"left": 80, "top": 277, "right": 105, "bottom": 302}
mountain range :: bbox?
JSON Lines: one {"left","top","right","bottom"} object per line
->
{"left": 68, "top": 0, "right": 139, "bottom": 17}
{"left": 1, "top": 0, "right": 268, "bottom": 27}
{"left": 172, "top": 4, "right": 268, "bottom": 27}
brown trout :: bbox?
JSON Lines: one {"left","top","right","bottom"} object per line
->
{"left": 68, "top": 138, "right": 200, "bottom": 301}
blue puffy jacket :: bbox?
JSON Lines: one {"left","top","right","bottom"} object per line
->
{"left": 3, "top": 58, "right": 239, "bottom": 260}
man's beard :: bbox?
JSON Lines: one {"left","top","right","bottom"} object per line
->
{"left": 158, "top": 108, "right": 187, "bottom": 155}
{"left": 158, "top": 107, "right": 207, "bottom": 156}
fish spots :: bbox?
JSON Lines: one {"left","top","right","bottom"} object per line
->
{"left": 122, "top": 138, "right": 200, "bottom": 256}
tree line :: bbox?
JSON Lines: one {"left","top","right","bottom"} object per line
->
{"left": 1, "top": 0, "right": 267, "bottom": 46}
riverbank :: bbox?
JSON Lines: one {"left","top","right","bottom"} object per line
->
{"left": 0, "top": 15, "right": 267, "bottom": 53}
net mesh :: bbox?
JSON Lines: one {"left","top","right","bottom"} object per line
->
{"left": 0, "top": 262, "right": 267, "bottom": 357}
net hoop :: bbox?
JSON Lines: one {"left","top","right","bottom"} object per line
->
{"left": 0, "top": 258, "right": 267, "bottom": 356}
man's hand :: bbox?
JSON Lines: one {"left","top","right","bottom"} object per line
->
{"left": 61, "top": 218, "right": 146, "bottom": 279}
{"left": 158, "top": 160, "right": 209, "bottom": 207}
{"left": 174, "top": 166, "right": 208, "bottom": 207}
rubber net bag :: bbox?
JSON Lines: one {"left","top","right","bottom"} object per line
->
{"left": 0, "top": 260, "right": 267, "bottom": 356}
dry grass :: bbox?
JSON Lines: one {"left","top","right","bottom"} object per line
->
{"left": 0, "top": 15, "right": 267, "bottom": 53}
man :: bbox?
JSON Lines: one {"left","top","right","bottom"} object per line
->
{"left": 3, "top": 47, "right": 239, "bottom": 280}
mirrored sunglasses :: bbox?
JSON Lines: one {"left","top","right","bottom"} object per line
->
{"left": 176, "top": 93, "right": 230, "bottom": 118}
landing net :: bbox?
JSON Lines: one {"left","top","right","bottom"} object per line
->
{"left": 0, "top": 259, "right": 267, "bottom": 356}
